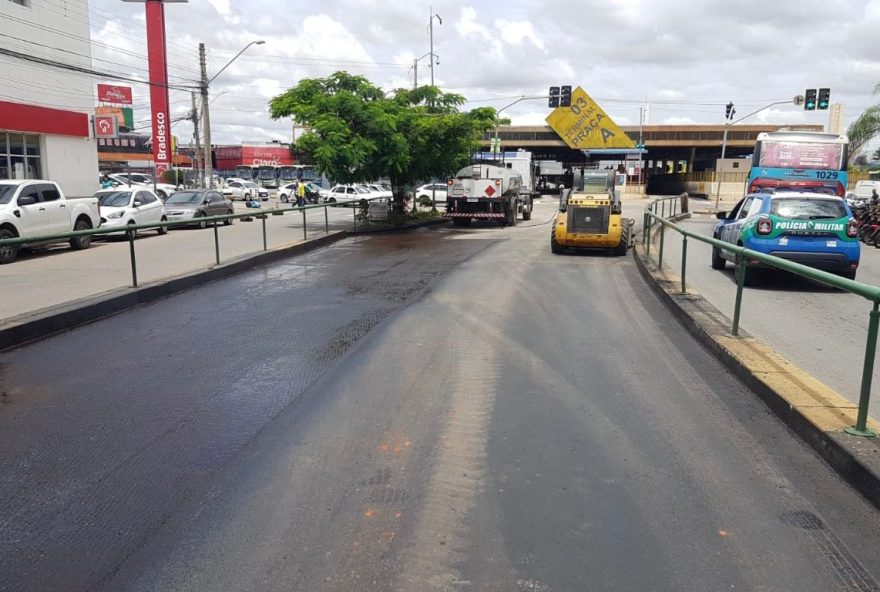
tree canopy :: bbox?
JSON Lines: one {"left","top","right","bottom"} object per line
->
{"left": 268, "top": 72, "right": 499, "bottom": 202}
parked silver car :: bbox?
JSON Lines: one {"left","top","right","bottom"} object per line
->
{"left": 163, "top": 190, "right": 234, "bottom": 229}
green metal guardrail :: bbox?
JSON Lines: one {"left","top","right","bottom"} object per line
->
{"left": 0, "top": 198, "right": 384, "bottom": 290}
{"left": 643, "top": 195, "right": 879, "bottom": 438}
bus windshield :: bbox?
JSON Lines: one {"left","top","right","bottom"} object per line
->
{"left": 258, "top": 166, "right": 276, "bottom": 179}
{"left": 758, "top": 141, "right": 844, "bottom": 170}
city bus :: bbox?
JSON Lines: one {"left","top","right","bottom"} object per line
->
{"left": 234, "top": 165, "right": 258, "bottom": 181}
{"left": 279, "top": 164, "right": 320, "bottom": 186}
{"left": 748, "top": 132, "right": 848, "bottom": 197}
{"left": 257, "top": 165, "right": 280, "bottom": 189}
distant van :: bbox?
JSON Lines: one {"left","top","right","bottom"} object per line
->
{"left": 854, "top": 180, "right": 880, "bottom": 198}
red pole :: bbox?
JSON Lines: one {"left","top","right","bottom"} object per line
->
{"left": 145, "top": 0, "right": 171, "bottom": 178}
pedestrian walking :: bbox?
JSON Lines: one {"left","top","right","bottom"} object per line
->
{"left": 296, "top": 181, "right": 306, "bottom": 207}
{"left": 100, "top": 173, "right": 114, "bottom": 189}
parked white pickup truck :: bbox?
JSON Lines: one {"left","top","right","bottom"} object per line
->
{"left": 0, "top": 180, "right": 101, "bottom": 264}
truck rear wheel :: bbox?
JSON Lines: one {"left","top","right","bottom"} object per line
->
{"left": 504, "top": 204, "right": 516, "bottom": 227}
{"left": 522, "top": 202, "right": 532, "bottom": 221}
{"left": 0, "top": 228, "right": 18, "bottom": 264}
{"left": 70, "top": 218, "right": 93, "bottom": 250}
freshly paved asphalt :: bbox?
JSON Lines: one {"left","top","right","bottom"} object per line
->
{"left": 660, "top": 212, "right": 880, "bottom": 419}
{"left": 1, "top": 199, "right": 878, "bottom": 591}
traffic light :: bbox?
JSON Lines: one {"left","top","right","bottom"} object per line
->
{"left": 804, "top": 88, "right": 817, "bottom": 110}
{"left": 818, "top": 88, "right": 831, "bottom": 110}
{"left": 560, "top": 85, "right": 572, "bottom": 107}
{"left": 549, "top": 86, "right": 560, "bottom": 108}
{"left": 725, "top": 102, "right": 735, "bottom": 120}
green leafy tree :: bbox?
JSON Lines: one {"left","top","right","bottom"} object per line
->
{"left": 269, "top": 72, "right": 498, "bottom": 211}
{"left": 846, "top": 83, "right": 880, "bottom": 160}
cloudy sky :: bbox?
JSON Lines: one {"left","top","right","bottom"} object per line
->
{"left": 88, "top": 0, "right": 880, "bottom": 146}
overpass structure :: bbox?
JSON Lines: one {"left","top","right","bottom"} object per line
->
{"left": 480, "top": 124, "right": 825, "bottom": 174}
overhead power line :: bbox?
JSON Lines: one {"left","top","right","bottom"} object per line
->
{"left": 0, "top": 47, "right": 199, "bottom": 91}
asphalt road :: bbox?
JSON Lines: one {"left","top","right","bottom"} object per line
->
{"left": 660, "top": 214, "right": 880, "bottom": 420}
{"left": 1, "top": 199, "right": 879, "bottom": 591}
{"left": 0, "top": 199, "right": 357, "bottom": 321}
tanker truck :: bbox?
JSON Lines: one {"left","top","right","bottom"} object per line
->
{"left": 445, "top": 163, "right": 532, "bottom": 227}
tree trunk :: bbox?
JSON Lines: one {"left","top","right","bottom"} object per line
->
{"left": 390, "top": 175, "right": 406, "bottom": 215}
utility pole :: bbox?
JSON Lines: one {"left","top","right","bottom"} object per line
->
{"left": 190, "top": 91, "right": 202, "bottom": 188}
{"left": 413, "top": 57, "right": 418, "bottom": 89}
{"left": 638, "top": 106, "right": 644, "bottom": 187}
{"left": 429, "top": 6, "right": 441, "bottom": 87}
{"left": 199, "top": 42, "right": 213, "bottom": 189}
{"left": 713, "top": 98, "right": 796, "bottom": 209}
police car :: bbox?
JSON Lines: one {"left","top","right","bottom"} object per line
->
{"left": 712, "top": 191, "right": 860, "bottom": 283}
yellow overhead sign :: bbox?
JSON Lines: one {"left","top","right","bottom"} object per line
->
{"left": 545, "top": 87, "right": 635, "bottom": 150}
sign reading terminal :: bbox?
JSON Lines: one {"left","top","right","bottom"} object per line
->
{"left": 545, "top": 86, "right": 635, "bottom": 150}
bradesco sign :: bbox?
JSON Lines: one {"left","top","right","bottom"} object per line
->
{"left": 545, "top": 86, "right": 635, "bottom": 150}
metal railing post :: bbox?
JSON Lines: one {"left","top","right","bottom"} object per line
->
{"left": 353, "top": 205, "right": 357, "bottom": 231}
{"left": 846, "top": 303, "right": 880, "bottom": 437}
{"left": 128, "top": 232, "right": 138, "bottom": 288}
{"left": 732, "top": 255, "right": 746, "bottom": 336}
{"left": 646, "top": 215, "right": 652, "bottom": 256}
{"left": 213, "top": 219, "right": 220, "bottom": 265}
{"left": 302, "top": 208, "right": 307, "bottom": 240}
{"left": 658, "top": 222, "right": 665, "bottom": 267}
{"left": 324, "top": 206, "right": 329, "bottom": 233}
{"left": 681, "top": 235, "right": 688, "bottom": 294}
{"left": 261, "top": 215, "right": 267, "bottom": 251}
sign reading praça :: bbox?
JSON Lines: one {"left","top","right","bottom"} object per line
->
{"left": 545, "top": 86, "right": 635, "bottom": 150}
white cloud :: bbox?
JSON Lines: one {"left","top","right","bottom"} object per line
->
{"left": 494, "top": 19, "right": 545, "bottom": 51}
{"left": 82, "top": 0, "right": 880, "bottom": 144}
{"left": 663, "top": 116, "right": 697, "bottom": 125}
{"left": 656, "top": 89, "right": 686, "bottom": 100}
{"left": 206, "top": 0, "right": 231, "bottom": 16}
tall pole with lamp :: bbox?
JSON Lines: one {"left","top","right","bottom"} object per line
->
{"left": 199, "top": 40, "right": 265, "bottom": 189}
{"left": 429, "top": 6, "right": 441, "bottom": 87}
{"left": 713, "top": 96, "right": 803, "bottom": 210}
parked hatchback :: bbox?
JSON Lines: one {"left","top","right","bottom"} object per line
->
{"left": 712, "top": 192, "right": 859, "bottom": 283}
{"left": 164, "top": 190, "right": 234, "bottom": 228}
{"left": 94, "top": 188, "right": 167, "bottom": 237}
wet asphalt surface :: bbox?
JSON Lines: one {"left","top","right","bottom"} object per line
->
{"left": 1, "top": 203, "right": 879, "bottom": 591}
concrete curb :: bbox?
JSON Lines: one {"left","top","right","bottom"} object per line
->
{"left": 0, "top": 231, "right": 348, "bottom": 352}
{"left": 347, "top": 217, "right": 450, "bottom": 235}
{"left": 633, "top": 240, "right": 880, "bottom": 510}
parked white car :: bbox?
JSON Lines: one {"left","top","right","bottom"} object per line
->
{"left": 223, "top": 180, "right": 269, "bottom": 201}
{"left": 93, "top": 188, "right": 168, "bottom": 237}
{"left": 107, "top": 173, "right": 177, "bottom": 200}
{"left": 0, "top": 180, "right": 101, "bottom": 263}
{"left": 322, "top": 184, "right": 373, "bottom": 204}
{"left": 364, "top": 184, "right": 392, "bottom": 199}
{"left": 415, "top": 183, "right": 448, "bottom": 203}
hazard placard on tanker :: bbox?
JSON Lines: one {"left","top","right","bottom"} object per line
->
{"left": 545, "top": 87, "right": 635, "bottom": 150}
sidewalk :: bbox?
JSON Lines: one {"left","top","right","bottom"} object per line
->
{"left": 0, "top": 203, "right": 355, "bottom": 325}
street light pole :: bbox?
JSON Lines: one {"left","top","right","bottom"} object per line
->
{"left": 429, "top": 6, "right": 441, "bottom": 87}
{"left": 199, "top": 39, "right": 265, "bottom": 189}
{"left": 639, "top": 106, "right": 644, "bottom": 188}
{"left": 714, "top": 98, "right": 795, "bottom": 210}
